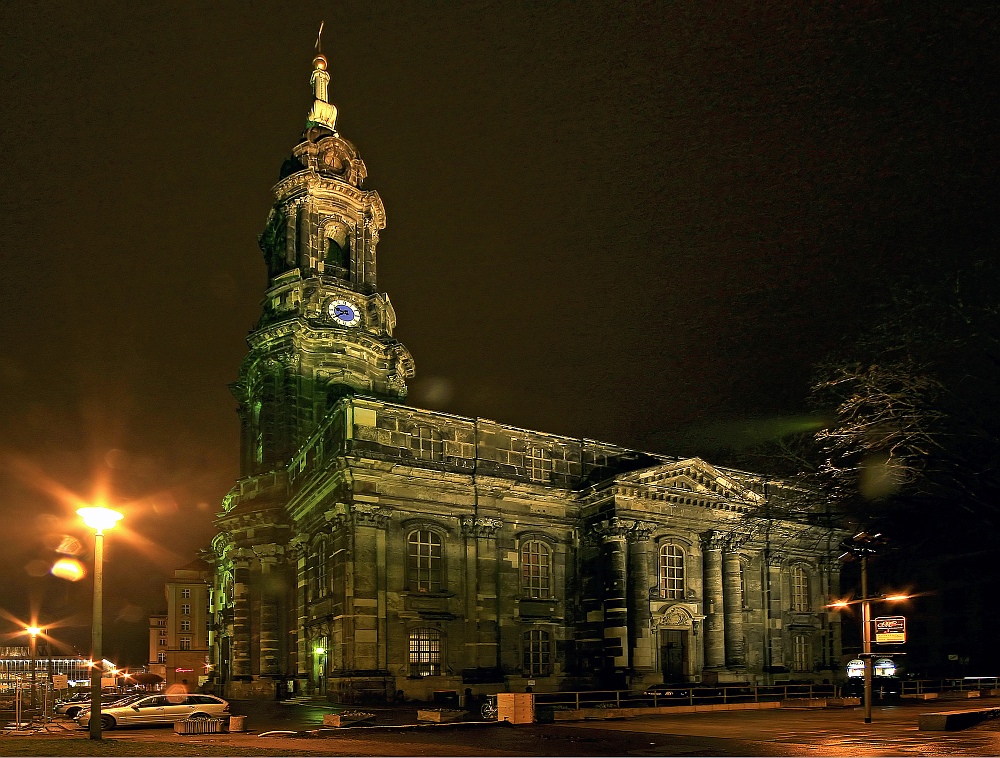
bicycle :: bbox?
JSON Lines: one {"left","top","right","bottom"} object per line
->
{"left": 480, "top": 695, "right": 498, "bottom": 720}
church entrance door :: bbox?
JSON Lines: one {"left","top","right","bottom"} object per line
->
{"left": 660, "top": 629, "right": 686, "bottom": 681}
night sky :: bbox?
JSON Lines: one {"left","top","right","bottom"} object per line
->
{"left": 1, "top": 2, "right": 995, "bottom": 665}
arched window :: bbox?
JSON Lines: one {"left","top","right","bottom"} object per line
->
{"left": 523, "top": 629, "right": 552, "bottom": 676}
{"left": 659, "top": 543, "right": 685, "bottom": 599}
{"left": 324, "top": 223, "right": 351, "bottom": 277}
{"left": 521, "top": 540, "right": 551, "bottom": 598}
{"left": 408, "top": 628, "right": 442, "bottom": 676}
{"left": 791, "top": 565, "right": 810, "bottom": 611}
{"left": 407, "top": 530, "right": 443, "bottom": 592}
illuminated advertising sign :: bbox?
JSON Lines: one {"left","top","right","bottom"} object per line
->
{"left": 875, "top": 616, "right": 906, "bottom": 644}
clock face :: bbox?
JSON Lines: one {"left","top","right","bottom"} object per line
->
{"left": 328, "top": 299, "right": 361, "bottom": 327}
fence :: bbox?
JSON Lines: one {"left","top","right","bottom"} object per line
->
{"left": 901, "top": 677, "right": 1000, "bottom": 696}
{"left": 533, "top": 677, "right": 1000, "bottom": 711}
{"left": 534, "top": 683, "right": 837, "bottom": 711}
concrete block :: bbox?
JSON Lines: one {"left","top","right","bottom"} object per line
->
{"left": 919, "top": 708, "right": 1000, "bottom": 731}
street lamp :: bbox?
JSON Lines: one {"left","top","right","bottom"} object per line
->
{"left": 25, "top": 626, "right": 41, "bottom": 709}
{"left": 77, "top": 505, "right": 123, "bottom": 741}
{"left": 830, "top": 531, "right": 909, "bottom": 724}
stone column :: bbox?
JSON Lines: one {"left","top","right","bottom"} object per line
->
{"left": 627, "top": 522, "right": 655, "bottom": 674}
{"left": 722, "top": 550, "right": 745, "bottom": 669}
{"left": 253, "top": 543, "right": 285, "bottom": 676}
{"left": 701, "top": 532, "right": 726, "bottom": 670}
{"left": 230, "top": 551, "right": 253, "bottom": 678}
{"left": 590, "top": 518, "right": 648, "bottom": 679}
{"left": 349, "top": 503, "right": 390, "bottom": 673}
{"left": 461, "top": 516, "right": 504, "bottom": 669}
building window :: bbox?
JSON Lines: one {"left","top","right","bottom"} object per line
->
{"left": 526, "top": 446, "right": 552, "bottom": 482}
{"left": 659, "top": 544, "right": 685, "bottom": 599}
{"left": 180, "top": 620, "right": 191, "bottom": 632}
{"left": 158, "top": 636, "right": 166, "bottom": 647}
{"left": 523, "top": 629, "right": 552, "bottom": 676}
{"left": 521, "top": 540, "right": 551, "bottom": 598}
{"left": 180, "top": 637, "right": 191, "bottom": 651}
{"left": 412, "top": 426, "right": 443, "bottom": 461}
{"left": 739, "top": 562, "right": 747, "bottom": 608}
{"left": 408, "top": 628, "right": 441, "bottom": 677}
{"left": 181, "top": 604, "right": 191, "bottom": 616}
{"left": 315, "top": 540, "right": 328, "bottom": 598}
{"left": 181, "top": 588, "right": 191, "bottom": 599}
{"left": 407, "top": 530, "right": 443, "bottom": 592}
{"left": 793, "top": 634, "right": 811, "bottom": 672}
{"left": 791, "top": 566, "right": 810, "bottom": 611}
{"left": 157, "top": 652, "right": 166, "bottom": 663}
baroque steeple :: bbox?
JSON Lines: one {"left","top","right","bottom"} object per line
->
{"left": 232, "top": 46, "right": 415, "bottom": 476}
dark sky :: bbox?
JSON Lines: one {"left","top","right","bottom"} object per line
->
{"left": 0, "top": 2, "right": 995, "bottom": 665}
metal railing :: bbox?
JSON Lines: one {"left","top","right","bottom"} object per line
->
{"left": 901, "top": 677, "right": 1000, "bottom": 695}
{"left": 533, "top": 683, "right": 837, "bottom": 711}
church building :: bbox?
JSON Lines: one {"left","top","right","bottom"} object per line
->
{"left": 207, "top": 51, "right": 844, "bottom": 702}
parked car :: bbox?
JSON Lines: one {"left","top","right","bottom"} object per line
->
{"left": 75, "top": 694, "right": 229, "bottom": 730}
{"left": 642, "top": 683, "right": 691, "bottom": 699}
{"left": 841, "top": 677, "right": 903, "bottom": 701}
{"left": 56, "top": 693, "right": 130, "bottom": 719}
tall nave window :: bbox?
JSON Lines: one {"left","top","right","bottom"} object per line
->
{"left": 521, "top": 540, "right": 551, "bottom": 598}
{"left": 407, "top": 530, "right": 443, "bottom": 592}
{"left": 659, "top": 544, "right": 685, "bottom": 599}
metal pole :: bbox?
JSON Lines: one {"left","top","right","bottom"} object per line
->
{"left": 861, "top": 555, "right": 872, "bottom": 724}
{"left": 90, "top": 529, "right": 104, "bottom": 741}
{"left": 29, "top": 633, "right": 37, "bottom": 709}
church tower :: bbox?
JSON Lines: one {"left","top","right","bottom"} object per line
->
{"left": 233, "top": 53, "right": 415, "bottom": 475}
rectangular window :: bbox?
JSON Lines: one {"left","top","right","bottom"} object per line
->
{"left": 793, "top": 635, "right": 811, "bottom": 672}
{"left": 180, "top": 637, "right": 191, "bottom": 651}
{"left": 157, "top": 652, "right": 166, "bottom": 663}
{"left": 408, "top": 629, "right": 441, "bottom": 677}
{"left": 158, "top": 636, "right": 166, "bottom": 647}
{"left": 181, "top": 604, "right": 191, "bottom": 616}
{"left": 180, "top": 620, "right": 191, "bottom": 632}
{"left": 181, "top": 588, "right": 191, "bottom": 599}
{"left": 411, "top": 426, "right": 444, "bottom": 461}
{"left": 791, "top": 566, "right": 811, "bottom": 612}
{"left": 526, "top": 446, "right": 552, "bottom": 482}
{"left": 523, "top": 629, "right": 552, "bottom": 676}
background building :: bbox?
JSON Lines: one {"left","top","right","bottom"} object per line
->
{"left": 208, "top": 52, "right": 844, "bottom": 702}
{"left": 148, "top": 561, "right": 211, "bottom": 690}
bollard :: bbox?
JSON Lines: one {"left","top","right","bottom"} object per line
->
{"left": 228, "top": 715, "right": 247, "bottom": 733}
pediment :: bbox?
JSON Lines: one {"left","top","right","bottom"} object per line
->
{"left": 615, "top": 457, "right": 764, "bottom": 507}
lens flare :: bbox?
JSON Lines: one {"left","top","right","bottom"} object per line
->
{"left": 51, "top": 558, "right": 86, "bottom": 581}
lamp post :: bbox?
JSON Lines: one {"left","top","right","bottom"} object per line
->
{"left": 25, "top": 626, "right": 41, "bottom": 709}
{"left": 830, "top": 532, "right": 908, "bottom": 724}
{"left": 77, "top": 505, "right": 123, "bottom": 741}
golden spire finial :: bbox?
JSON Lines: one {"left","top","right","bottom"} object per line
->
{"left": 307, "top": 21, "right": 338, "bottom": 132}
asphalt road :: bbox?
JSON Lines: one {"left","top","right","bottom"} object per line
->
{"left": 2, "top": 696, "right": 998, "bottom": 756}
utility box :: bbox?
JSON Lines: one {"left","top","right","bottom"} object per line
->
{"left": 496, "top": 693, "right": 534, "bottom": 724}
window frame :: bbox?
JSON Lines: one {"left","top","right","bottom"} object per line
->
{"left": 792, "top": 634, "right": 811, "bottom": 672}
{"left": 520, "top": 539, "right": 552, "bottom": 599}
{"left": 658, "top": 543, "right": 686, "bottom": 600}
{"left": 791, "top": 565, "right": 811, "bottom": 612}
{"left": 408, "top": 628, "right": 442, "bottom": 677}
{"left": 523, "top": 628, "right": 552, "bottom": 677}
{"left": 407, "top": 529, "right": 444, "bottom": 593}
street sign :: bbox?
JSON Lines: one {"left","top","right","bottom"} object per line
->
{"left": 52, "top": 674, "right": 68, "bottom": 689}
{"left": 875, "top": 615, "right": 906, "bottom": 644}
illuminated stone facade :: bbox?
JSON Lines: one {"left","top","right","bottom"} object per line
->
{"left": 207, "top": 54, "right": 843, "bottom": 702}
